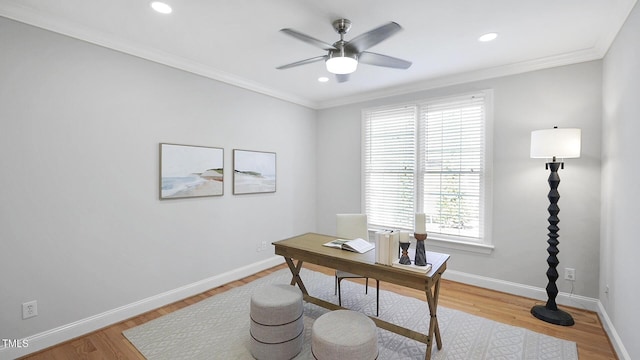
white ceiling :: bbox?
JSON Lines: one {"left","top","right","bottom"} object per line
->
{"left": 0, "top": 0, "right": 636, "bottom": 109}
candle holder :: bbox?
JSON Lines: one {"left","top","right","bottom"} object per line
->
{"left": 399, "top": 242, "right": 411, "bottom": 265}
{"left": 414, "top": 233, "right": 428, "bottom": 266}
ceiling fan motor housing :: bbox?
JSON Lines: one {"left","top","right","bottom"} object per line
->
{"left": 326, "top": 43, "right": 358, "bottom": 74}
{"left": 329, "top": 40, "right": 357, "bottom": 59}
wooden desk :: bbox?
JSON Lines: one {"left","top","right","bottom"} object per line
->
{"left": 273, "top": 232, "right": 450, "bottom": 360}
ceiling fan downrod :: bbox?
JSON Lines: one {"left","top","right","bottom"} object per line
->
{"left": 332, "top": 18, "right": 352, "bottom": 37}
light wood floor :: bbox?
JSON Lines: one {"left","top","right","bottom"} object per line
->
{"left": 21, "top": 263, "right": 617, "bottom": 360}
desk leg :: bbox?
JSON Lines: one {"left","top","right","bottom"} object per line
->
{"left": 284, "top": 257, "right": 308, "bottom": 295}
{"left": 424, "top": 275, "right": 443, "bottom": 360}
{"left": 288, "top": 259, "right": 304, "bottom": 286}
{"left": 432, "top": 275, "right": 443, "bottom": 349}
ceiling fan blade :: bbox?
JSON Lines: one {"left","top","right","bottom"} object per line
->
{"left": 347, "top": 22, "right": 403, "bottom": 53}
{"left": 280, "top": 28, "right": 337, "bottom": 51}
{"left": 358, "top": 51, "right": 412, "bottom": 69}
{"left": 276, "top": 55, "right": 327, "bottom": 70}
{"left": 335, "top": 74, "right": 350, "bottom": 83}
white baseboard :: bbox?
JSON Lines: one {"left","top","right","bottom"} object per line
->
{"left": 0, "top": 256, "right": 284, "bottom": 360}
{"left": 596, "top": 301, "right": 631, "bottom": 360}
{"left": 443, "top": 269, "right": 631, "bottom": 359}
{"left": 3, "top": 260, "right": 629, "bottom": 360}
{"left": 442, "top": 269, "right": 600, "bottom": 311}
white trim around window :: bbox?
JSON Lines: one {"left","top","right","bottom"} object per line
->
{"left": 362, "top": 90, "right": 494, "bottom": 253}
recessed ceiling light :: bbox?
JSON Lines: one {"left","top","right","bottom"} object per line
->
{"left": 151, "top": 1, "right": 172, "bottom": 14}
{"left": 318, "top": 77, "right": 329, "bottom": 83}
{"left": 478, "top": 32, "right": 498, "bottom": 42}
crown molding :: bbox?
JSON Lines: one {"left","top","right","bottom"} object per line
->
{"left": 316, "top": 47, "right": 603, "bottom": 109}
{"left": 0, "top": 4, "right": 320, "bottom": 109}
{"left": 3, "top": 0, "right": 635, "bottom": 111}
{"left": 318, "top": 0, "right": 638, "bottom": 109}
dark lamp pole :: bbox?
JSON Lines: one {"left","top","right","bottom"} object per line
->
{"left": 529, "top": 127, "right": 581, "bottom": 327}
{"left": 530, "top": 160, "right": 574, "bottom": 326}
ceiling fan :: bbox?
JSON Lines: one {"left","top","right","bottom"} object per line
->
{"left": 276, "top": 19, "right": 412, "bottom": 83}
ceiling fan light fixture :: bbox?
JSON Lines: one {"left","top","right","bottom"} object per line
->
{"left": 326, "top": 55, "right": 358, "bottom": 74}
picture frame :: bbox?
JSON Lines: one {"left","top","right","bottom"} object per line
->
{"left": 160, "top": 143, "right": 224, "bottom": 199}
{"left": 233, "top": 149, "right": 276, "bottom": 194}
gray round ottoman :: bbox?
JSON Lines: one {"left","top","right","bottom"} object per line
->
{"left": 311, "top": 310, "right": 378, "bottom": 360}
{"left": 249, "top": 284, "right": 304, "bottom": 360}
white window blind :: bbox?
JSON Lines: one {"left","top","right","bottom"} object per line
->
{"left": 419, "top": 95, "right": 485, "bottom": 240}
{"left": 363, "top": 92, "right": 489, "bottom": 244}
{"left": 364, "top": 105, "right": 417, "bottom": 230}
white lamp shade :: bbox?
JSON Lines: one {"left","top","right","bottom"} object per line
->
{"left": 326, "top": 56, "right": 358, "bottom": 74}
{"left": 530, "top": 128, "right": 581, "bottom": 159}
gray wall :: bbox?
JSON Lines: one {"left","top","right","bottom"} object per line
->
{"left": 4, "top": 5, "right": 639, "bottom": 358}
{"left": 317, "top": 61, "right": 602, "bottom": 299}
{"left": 0, "top": 16, "right": 316, "bottom": 347}
{"left": 602, "top": 2, "right": 640, "bottom": 359}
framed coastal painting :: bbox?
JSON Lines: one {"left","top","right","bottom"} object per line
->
{"left": 233, "top": 149, "right": 276, "bottom": 195}
{"left": 160, "top": 143, "right": 224, "bottom": 199}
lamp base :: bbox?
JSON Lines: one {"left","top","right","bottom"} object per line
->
{"left": 531, "top": 305, "right": 575, "bottom": 326}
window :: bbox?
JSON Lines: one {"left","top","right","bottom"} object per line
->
{"left": 363, "top": 91, "right": 492, "bottom": 246}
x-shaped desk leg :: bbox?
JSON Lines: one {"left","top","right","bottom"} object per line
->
{"left": 424, "top": 275, "right": 443, "bottom": 360}
{"left": 284, "top": 255, "right": 443, "bottom": 360}
{"left": 285, "top": 257, "right": 308, "bottom": 295}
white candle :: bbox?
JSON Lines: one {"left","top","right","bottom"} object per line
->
{"left": 399, "top": 231, "right": 410, "bottom": 243}
{"left": 415, "top": 213, "right": 426, "bottom": 234}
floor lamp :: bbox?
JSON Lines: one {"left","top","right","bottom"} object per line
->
{"left": 530, "top": 126, "right": 581, "bottom": 326}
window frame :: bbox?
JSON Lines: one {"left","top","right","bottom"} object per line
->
{"left": 361, "top": 90, "right": 494, "bottom": 253}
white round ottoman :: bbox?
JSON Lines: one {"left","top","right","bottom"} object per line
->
{"left": 249, "top": 284, "right": 304, "bottom": 360}
{"left": 311, "top": 310, "right": 378, "bottom": 360}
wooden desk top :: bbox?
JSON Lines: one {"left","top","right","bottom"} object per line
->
{"left": 273, "top": 232, "right": 450, "bottom": 291}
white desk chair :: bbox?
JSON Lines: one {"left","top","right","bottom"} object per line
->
{"left": 335, "top": 214, "right": 379, "bottom": 316}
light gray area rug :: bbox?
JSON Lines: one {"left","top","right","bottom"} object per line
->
{"left": 123, "top": 268, "right": 577, "bottom": 360}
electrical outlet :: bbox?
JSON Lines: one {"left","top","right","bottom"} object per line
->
{"left": 256, "top": 241, "right": 268, "bottom": 252}
{"left": 22, "top": 300, "right": 38, "bottom": 319}
{"left": 564, "top": 268, "right": 576, "bottom": 281}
